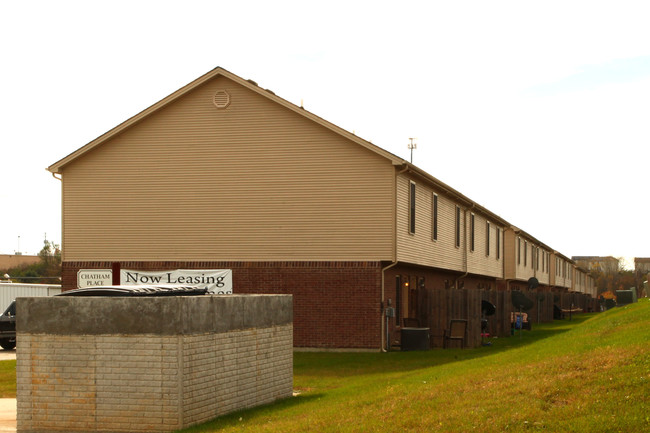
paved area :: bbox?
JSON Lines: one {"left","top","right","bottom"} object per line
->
{"left": 0, "top": 351, "right": 15, "bottom": 361}
{"left": 0, "top": 351, "right": 16, "bottom": 432}
{"left": 0, "top": 399, "right": 15, "bottom": 432}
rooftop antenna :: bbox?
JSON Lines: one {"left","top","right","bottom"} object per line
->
{"left": 407, "top": 138, "right": 417, "bottom": 163}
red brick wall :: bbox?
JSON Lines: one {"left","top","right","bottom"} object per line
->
{"left": 62, "top": 261, "right": 383, "bottom": 349}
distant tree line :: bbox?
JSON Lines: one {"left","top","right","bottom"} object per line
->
{"left": 1, "top": 240, "right": 61, "bottom": 284}
{"left": 591, "top": 257, "right": 645, "bottom": 298}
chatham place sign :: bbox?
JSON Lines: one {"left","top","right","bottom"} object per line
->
{"left": 77, "top": 269, "right": 232, "bottom": 294}
{"left": 77, "top": 269, "right": 113, "bottom": 288}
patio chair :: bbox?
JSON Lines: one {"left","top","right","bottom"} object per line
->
{"left": 443, "top": 319, "right": 467, "bottom": 349}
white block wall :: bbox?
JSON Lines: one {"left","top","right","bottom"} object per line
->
{"left": 17, "top": 324, "right": 292, "bottom": 432}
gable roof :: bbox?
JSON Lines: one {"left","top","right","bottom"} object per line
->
{"left": 47, "top": 66, "right": 512, "bottom": 228}
{"left": 47, "top": 67, "right": 406, "bottom": 174}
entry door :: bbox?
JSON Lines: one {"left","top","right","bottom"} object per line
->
{"left": 408, "top": 277, "right": 422, "bottom": 319}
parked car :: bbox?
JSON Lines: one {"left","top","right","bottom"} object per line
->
{"left": 0, "top": 286, "right": 207, "bottom": 351}
{"left": 0, "top": 301, "right": 16, "bottom": 350}
{"left": 56, "top": 284, "right": 207, "bottom": 297}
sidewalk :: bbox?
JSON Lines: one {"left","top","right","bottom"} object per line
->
{"left": 0, "top": 399, "right": 15, "bottom": 432}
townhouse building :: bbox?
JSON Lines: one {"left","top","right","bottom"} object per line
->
{"left": 634, "top": 257, "right": 650, "bottom": 275}
{"left": 501, "top": 228, "right": 552, "bottom": 291}
{"left": 48, "top": 67, "right": 595, "bottom": 350}
{"left": 572, "top": 266, "right": 595, "bottom": 297}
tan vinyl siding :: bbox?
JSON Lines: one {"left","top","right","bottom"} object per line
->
{"left": 515, "top": 238, "right": 532, "bottom": 281}
{"left": 536, "top": 248, "right": 550, "bottom": 285}
{"left": 396, "top": 175, "right": 503, "bottom": 277}
{"left": 513, "top": 238, "right": 538, "bottom": 282}
{"left": 503, "top": 229, "right": 516, "bottom": 279}
{"left": 550, "top": 254, "right": 572, "bottom": 289}
{"left": 396, "top": 176, "right": 463, "bottom": 271}
{"left": 466, "top": 212, "right": 503, "bottom": 278}
{"left": 61, "top": 76, "right": 394, "bottom": 261}
{"left": 503, "top": 229, "right": 550, "bottom": 284}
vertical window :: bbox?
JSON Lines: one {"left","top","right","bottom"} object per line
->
{"left": 432, "top": 193, "right": 438, "bottom": 241}
{"left": 524, "top": 241, "right": 528, "bottom": 266}
{"left": 536, "top": 247, "right": 540, "bottom": 270}
{"left": 470, "top": 213, "right": 475, "bottom": 252}
{"left": 496, "top": 227, "right": 501, "bottom": 259}
{"left": 517, "top": 237, "right": 521, "bottom": 264}
{"left": 409, "top": 182, "right": 416, "bottom": 234}
{"left": 455, "top": 206, "right": 461, "bottom": 248}
{"left": 486, "top": 221, "right": 490, "bottom": 256}
{"left": 395, "top": 276, "right": 402, "bottom": 326}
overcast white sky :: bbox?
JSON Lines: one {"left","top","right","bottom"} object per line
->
{"left": 1, "top": 1, "right": 649, "bottom": 267}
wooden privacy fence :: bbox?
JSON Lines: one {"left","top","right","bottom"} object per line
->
{"left": 416, "top": 289, "right": 591, "bottom": 349}
{"left": 557, "top": 292, "right": 599, "bottom": 313}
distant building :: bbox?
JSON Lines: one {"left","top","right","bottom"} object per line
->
{"left": 634, "top": 258, "right": 650, "bottom": 275}
{"left": 572, "top": 256, "right": 619, "bottom": 274}
{"left": 0, "top": 254, "right": 40, "bottom": 271}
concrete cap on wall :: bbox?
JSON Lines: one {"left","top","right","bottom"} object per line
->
{"left": 16, "top": 294, "right": 292, "bottom": 335}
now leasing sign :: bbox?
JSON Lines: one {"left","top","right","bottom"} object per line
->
{"left": 120, "top": 269, "right": 233, "bottom": 294}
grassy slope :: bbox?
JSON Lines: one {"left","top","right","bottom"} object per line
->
{"left": 182, "top": 299, "right": 650, "bottom": 433}
{"left": 0, "top": 301, "right": 645, "bottom": 431}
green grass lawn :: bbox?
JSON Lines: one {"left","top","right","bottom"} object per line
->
{"left": 0, "top": 359, "right": 15, "bottom": 398}
{"left": 1, "top": 300, "right": 647, "bottom": 432}
{"left": 180, "top": 299, "right": 650, "bottom": 433}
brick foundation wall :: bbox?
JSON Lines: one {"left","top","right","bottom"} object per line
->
{"left": 16, "top": 295, "right": 293, "bottom": 433}
{"left": 62, "top": 261, "right": 384, "bottom": 350}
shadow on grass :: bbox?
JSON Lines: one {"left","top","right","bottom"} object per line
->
{"left": 176, "top": 393, "right": 325, "bottom": 433}
{"left": 176, "top": 312, "right": 599, "bottom": 433}
{"left": 294, "top": 313, "right": 596, "bottom": 378}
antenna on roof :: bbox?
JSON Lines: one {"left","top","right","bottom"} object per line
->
{"left": 407, "top": 138, "right": 417, "bottom": 163}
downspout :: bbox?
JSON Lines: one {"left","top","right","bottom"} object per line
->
{"left": 51, "top": 171, "right": 63, "bottom": 279}
{"left": 454, "top": 204, "right": 474, "bottom": 289}
{"left": 381, "top": 164, "right": 409, "bottom": 352}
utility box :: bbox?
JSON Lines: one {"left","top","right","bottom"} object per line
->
{"left": 401, "top": 327, "right": 430, "bottom": 351}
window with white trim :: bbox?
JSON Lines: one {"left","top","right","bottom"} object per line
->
{"left": 496, "top": 227, "right": 501, "bottom": 259}
{"left": 455, "top": 206, "right": 461, "bottom": 248}
{"left": 470, "top": 213, "right": 475, "bottom": 252}
{"left": 432, "top": 193, "right": 438, "bottom": 241}
{"left": 409, "top": 181, "right": 416, "bottom": 235}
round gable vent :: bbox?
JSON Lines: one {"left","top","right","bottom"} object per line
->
{"left": 213, "top": 90, "right": 231, "bottom": 109}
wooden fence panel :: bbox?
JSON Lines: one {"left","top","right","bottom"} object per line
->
{"left": 467, "top": 289, "right": 482, "bottom": 348}
{"left": 424, "top": 289, "right": 501, "bottom": 348}
{"left": 417, "top": 288, "right": 599, "bottom": 350}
